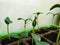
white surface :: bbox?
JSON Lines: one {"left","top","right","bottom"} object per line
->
{"left": 0, "top": 0, "right": 60, "bottom": 34}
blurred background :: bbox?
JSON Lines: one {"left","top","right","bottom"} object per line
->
{"left": 0, "top": 0, "right": 60, "bottom": 34}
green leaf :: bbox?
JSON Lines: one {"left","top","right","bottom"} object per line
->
{"left": 24, "top": 18, "right": 32, "bottom": 24}
{"left": 10, "top": 33, "right": 19, "bottom": 38}
{"left": 35, "top": 41, "right": 50, "bottom": 45}
{"left": 33, "top": 12, "right": 43, "bottom": 16}
{"left": 4, "top": 17, "right": 12, "bottom": 24}
{"left": 19, "top": 32, "right": 29, "bottom": 39}
{"left": 25, "top": 18, "right": 32, "bottom": 22}
{"left": 50, "top": 4, "right": 60, "bottom": 10}
{"left": 36, "top": 12, "right": 42, "bottom": 15}
{"left": 31, "top": 33, "right": 50, "bottom": 45}
{"left": 47, "top": 12, "right": 54, "bottom": 15}
{"left": 47, "top": 12, "right": 57, "bottom": 16}
{"left": 11, "top": 32, "right": 29, "bottom": 39}
{"left": 32, "top": 19, "right": 36, "bottom": 27}
{"left": 39, "top": 42, "right": 50, "bottom": 45}
{"left": 17, "top": 18, "right": 24, "bottom": 20}
{"left": 31, "top": 33, "right": 41, "bottom": 42}
{"left": 32, "top": 16, "right": 37, "bottom": 28}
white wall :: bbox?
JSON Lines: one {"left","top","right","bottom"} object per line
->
{"left": 0, "top": 0, "right": 60, "bottom": 34}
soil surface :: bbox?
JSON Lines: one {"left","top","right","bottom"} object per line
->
{"left": 35, "top": 27, "right": 60, "bottom": 45}
{"left": 19, "top": 27, "right": 60, "bottom": 45}
{"left": 1, "top": 27, "right": 60, "bottom": 45}
{"left": 1, "top": 37, "right": 18, "bottom": 45}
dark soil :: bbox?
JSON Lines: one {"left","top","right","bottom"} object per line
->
{"left": 44, "top": 33, "right": 57, "bottom": 42}
{"left": 20, "top": 27, "right": 60, "bottom": 45}
{"left": 35, "top": 27, "right": 60, "bottom": 45}
{"left": 6, "top": 37, "right": 31, "bottom": 45}
{"left": 1, "top": 37, "right": 18, "bottom": 45}
{"left": 19, "top": 37, "right": 35, "bottom": 45}
{"left": 1, "top": 27, "right": 60, "bottom": 45}
{"left": 13, "top": 27, "right": 60, "bottom": 45}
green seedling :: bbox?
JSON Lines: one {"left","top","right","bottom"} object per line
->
{"left": 50, "top": 4, "right": 60, "bottom": 45}
{"left": 33, "top": 12, "right": 43, "bottom": 26}
{"left": 32, "top": 16, "right": 37, "bottom": 45}
{"left": 4, "top": 17, "right": 12, "bottom": 40}
{"left": 17, "top": 18, "right": 32, "bottom": 30}
{"left": 32, "top": 16, "right": 37, "bottom": 33}
{"left": 50, "top": 4, "right": 60, "bottom": 25}
{"left": 47, "top": 12, "right": 58, "bottom": 24}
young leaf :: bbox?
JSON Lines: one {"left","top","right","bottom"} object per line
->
{"left": 19, "top": 32, "right": 29, "bottom": 39}
{"left": 32, "top": 16, "right": 37, "bottom": 28}
{"left": 37, "top": 12, "right": 42, "bottom": 15}
{"left": 11, "top": 32, "right": 29, "bottom": 39}
{"left": 35, "top": 41, "right": 50, "bottom": 45}
{"left": 50, "top": 4, "right": 60, "bottom": 10}
{"left": 28, "top": 18, "right": 32, "bottom": 21}
{"left": 49, "top": 25, "right": 58, "bottom": 29}
{"left": 25, "top": 18, "right": 32, "bottom": 22}
{"left": 31, "top": 33, "right": 41, "bottom": 42}
{"left": 47, "top": 12, "right": 60, "bottom": 16}
{"left": 32, "top": 19, "right": 36, "bottom": 27}
{"left": 17, "top": 18, "right": 24, "bottom": 20}
{"left": 47, "top": 12, "right": 56, "bottom": 16}
{"left": 31, "top": 33, "right": 50, "bottom": 45}
{"left": 4, "top": 17, "right": 12, "bottom": 24}
{"left": 33, "top": 12, "right": 43, "bottom": 16}
{"left": 10, "top": 33, "right": 20, "bottom": 38}
{"left": 24, "top": 18, "right": 32, "bottom": 24}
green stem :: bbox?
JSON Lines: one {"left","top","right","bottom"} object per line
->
{"left": 32, "top": 27, "right": 35, "bottom": 45}
{"left": 17, "top": 38, "right": 21, "bottom": 45}
{"left": 32, "top": 38, "right": 33, "bottom": 45}
{"left": 7, "top": 24, "right": 10, "bottom": 40}
{"left": 59, "top": 21, "right": 60, "bottom": 26}
{"left": 36, "top": 17, "right": 38, "bottom": 26}
{"left": 52, "top": 16, "right": 54, "bottom": 24}
{"left": 17, "top": 40, "right": 20, "bottom": 45}
{"left": 24, "top": 23, "right": 26, "bottom": 30}
{"left": 56, "top": 30, "right": 60, "bottom": 45}
{"left": 32, "top": 27, "right": 34, "bottom": 45}
{"left": 32, "top": 27, "right": 35, "bottom": 33}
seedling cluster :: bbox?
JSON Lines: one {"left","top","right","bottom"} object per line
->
{"left": 0, "top": 4, "right": 60, "bottom": 45}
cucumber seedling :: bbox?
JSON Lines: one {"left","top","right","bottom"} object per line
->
{"left": 47, "top": 12, "right": 58, "bottom": 24}
{"left": 17, "top": 18, "right": 32, "bottom": 30}
{"left": 33, "top": 12, "right": 43, "bottom": 26}
{"left": 32, "top": 16, "right": 37, "bottom": 33}
{"left": 4, "top": 17, "right": 12, "bottom": 40}
{"left": 32, "top": 16, "right": 37, "bottom": 45}
{"left": 50, "top": 4, "right": 60, "bottom": 25}
{"left": 50, "top": 4, "right": 60, "bottom": 45}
